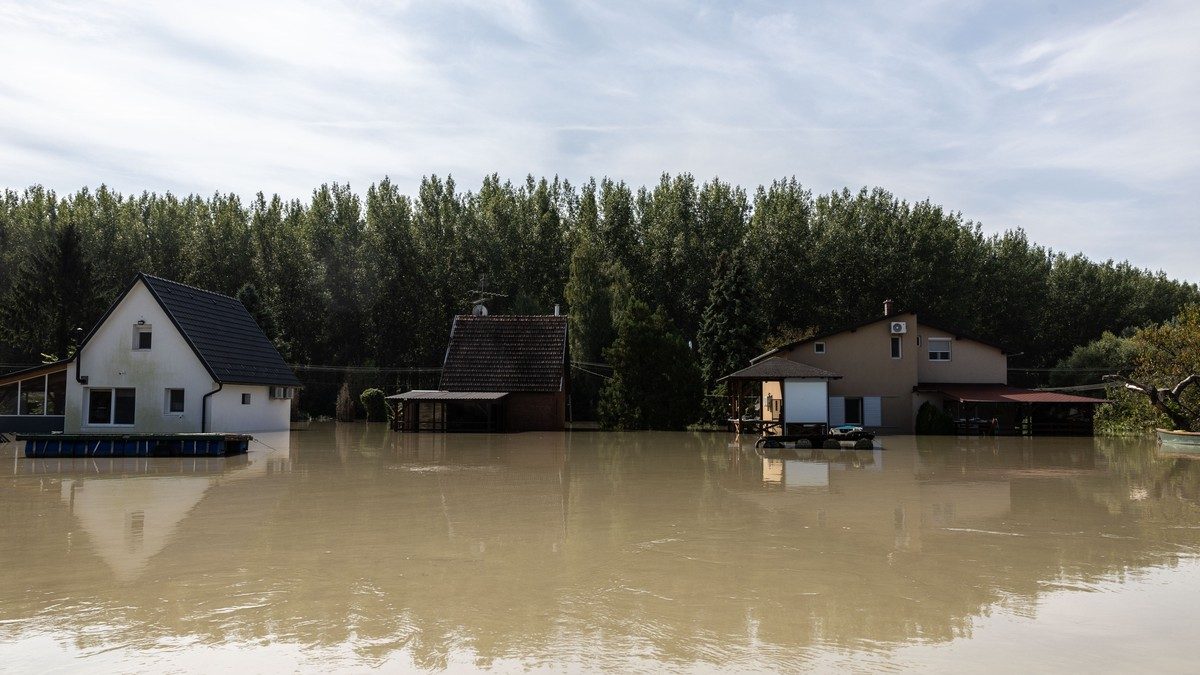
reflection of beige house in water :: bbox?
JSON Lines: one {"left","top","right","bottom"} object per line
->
{"left": 736, "top": 301, "right": 1102, "bottom": 434}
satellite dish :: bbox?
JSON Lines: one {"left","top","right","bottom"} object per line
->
{"left": 472, "top": 303, "right": 489, "bottom": 317}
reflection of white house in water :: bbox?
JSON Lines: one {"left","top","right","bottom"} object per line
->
{"left": 50, "top": 432, "right": 291, "bottom": 582}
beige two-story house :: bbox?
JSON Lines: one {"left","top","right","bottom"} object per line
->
{"left": 742, "top": 301, "right": 1100, "bottom": 434}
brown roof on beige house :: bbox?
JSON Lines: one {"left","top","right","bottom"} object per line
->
{"left": 720, "top": 357, "right": 841, "bottom": 381}
{"left": 439, "top": 315, "right": 568, "bottom": 392}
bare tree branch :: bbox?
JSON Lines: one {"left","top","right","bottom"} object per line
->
{"left": 1104, "top": 373, "right": 1199, "bottom": 431}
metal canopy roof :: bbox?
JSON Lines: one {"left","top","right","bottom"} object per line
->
{"left": 386, "top": 390, "right": 509, "bottom": 401}
{"left": 921, "top": 383, "right": 1105, "bottom": 405}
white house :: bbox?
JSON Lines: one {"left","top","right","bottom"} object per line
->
{"left": 0, "top": 274, "right": 300, "bottom": 435}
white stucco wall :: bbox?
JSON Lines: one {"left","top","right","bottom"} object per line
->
{"left": 783, "top": 380, "right": 828, "bottom": 423}
{"left": 209, "top": 385, "right": 291, "bottom": 433}
{"left": 67, "top": 282, "right": 214, "bottom": 434}
{"left": 65, "top": 280, "right": 292, "bottom": 434}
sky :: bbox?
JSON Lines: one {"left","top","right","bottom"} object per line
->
{"left": 1, "top": 0, "right": 1197, "bottom": 281}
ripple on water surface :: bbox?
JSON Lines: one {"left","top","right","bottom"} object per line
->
{"left": 1, "top": 429, "right": 1198, "bottom": 672}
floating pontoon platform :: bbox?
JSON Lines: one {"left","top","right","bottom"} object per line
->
{"left": 16, "top": 433, "right": 251, "bottom": 458}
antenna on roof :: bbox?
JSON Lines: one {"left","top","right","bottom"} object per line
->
{"left": 469, "top": 274, "right": 508, "bottom": 316}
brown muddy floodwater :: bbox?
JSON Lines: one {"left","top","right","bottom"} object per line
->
{"left": 2, "top": 425, "right": 1199, "bottom": 673}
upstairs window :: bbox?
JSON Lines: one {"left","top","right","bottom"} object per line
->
{"left": 928, "top": 337, "right": 952, "bottom": 361}
{"left": 890, "top": 336, "right": 902, "bottom": 359}
{"left": 241, "top": 393, "right": 252, "bottom": 405}
{"left": 269, "top": 386, "right": 294, "bottom": 400}
{"left": 166, "top": 388, "right": 185, "bottom": 414}
{"left": 133, "top": 325, "right": 152, "bottom": 350}
{"left": 814, "top": 342, "right": 826, "bottom": 354}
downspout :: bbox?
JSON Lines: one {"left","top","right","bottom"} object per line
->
{"left": 201, "top": 382, "right": 223, "bottom": 433}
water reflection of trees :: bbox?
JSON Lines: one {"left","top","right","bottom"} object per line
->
{"left": 1, "top": 431, "right": 1199, "bottom": 669}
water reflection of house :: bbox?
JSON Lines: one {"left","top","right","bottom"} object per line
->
{"left": 8, "top": 432, "right": 291, "bottom": 583}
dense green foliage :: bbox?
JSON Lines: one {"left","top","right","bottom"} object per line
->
{"left": 1097, "top": 306, "right": 1200, "bottom": 433}
{"left": 360, "top": 388, "right": 387, "bottom": 423}
{"left": 598, "top": 293, "right": 703, "bottom": 430}
{"left": 1049, "top": 331, "right": 1139, "bottom": 388}
{"left": 697, "top": 250, "right": 763, "bottom": 423}
{"left": 1, "top": 176, "right": 1196, "bottom": 418}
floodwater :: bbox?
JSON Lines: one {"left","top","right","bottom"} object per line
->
{"left": 2, "top": 426, "right": 1199, "bottom": 673}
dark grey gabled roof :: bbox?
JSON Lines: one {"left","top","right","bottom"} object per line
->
{"left": 80, "top": 274, "right": 300, "bottom": 387}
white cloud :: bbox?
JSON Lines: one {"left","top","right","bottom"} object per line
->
{"left": 0, "top": 0, "right": 1195, "bottom": 281}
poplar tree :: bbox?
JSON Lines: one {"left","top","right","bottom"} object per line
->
{"left": 598, "top": 290, "right": 703, "bottom": 430}
{"left": 697, "top": 249, "right": 763, "bottom": 422}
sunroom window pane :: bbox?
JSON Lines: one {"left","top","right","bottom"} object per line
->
{"left": 19, "top": 376, "right": 45, "bottom": 415}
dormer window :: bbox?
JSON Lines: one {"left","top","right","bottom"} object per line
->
{"left": 133, "top": 325, "right": 152, "bottom": 350}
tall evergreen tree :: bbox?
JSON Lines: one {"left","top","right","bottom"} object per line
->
{"left": 0, "top": 206, "right": 95, "bottom": 361}
{"left": 598, "top": 290, "right": 703, "bottom": 431}
{"left": 697, "top": 249, "right": 763, "bottom": 422}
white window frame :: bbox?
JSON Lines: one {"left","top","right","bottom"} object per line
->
{"left": 890, "top": 336, "right": 902, "bottom": 359}
{"left": 269, "top": 386, "right": 294, "bottom": 400}
{"left": 165, "top": 388, "right": 185, "bottom": 414}
{"left": 86, "top": 387, "right": 137, "bottom": 426}
{"left": 928, "top": 337, "right": 952, "bottom": 361}
{"left": 814, "top": 342, "right": 826, "bottom": 354}
{"left": 133, "top": 324, "right": 153, "bottom": 351}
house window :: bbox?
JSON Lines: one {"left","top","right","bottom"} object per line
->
{"left": 890, "top": 336, "right": 902, "bottom": 359}
{"left": 814, "top": 342, "right": 826, "bottom": 354}
{"left": 269, "top": 386, "right": 294, "bottom": 400}
{"left": 928, "top": 337, "right": 952, "bottom": 361}
{"left": 0, "top": 382, "right": 16, "bottom": 415}
{"left": 241, "top": 393, "right": 251, "bottom": 405}
{"left": 133, "top": 325, "right": 152, "bottom": 350}
{"left": 46, "top": 371, "right": 66, "bottom": 415}
{"left": 19, "top": 376, "right": 46, "bottom": 415}
{"left": 2, "top": 372, "right": 66, "bottom": 416}
{"left": 166, "top": 388, "right": 185, "bottom": 414}
{"left": 87, "top": 388, "right": 136, "bottom": 425}
{"left": 845, "top": 397, "right": 864, "bottom": 425}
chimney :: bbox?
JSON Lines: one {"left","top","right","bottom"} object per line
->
{"left": 883, "top": 299, "right": 894, "bottom": 317}
{"left": 554, "top": 304, "right": 561, "bottom": 316}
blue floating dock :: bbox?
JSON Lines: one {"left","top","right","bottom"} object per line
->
{"left": 16, "top": 433, "right": 251, "bottom": 458}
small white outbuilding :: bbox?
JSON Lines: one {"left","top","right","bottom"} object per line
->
{"left": 58, "top": 273, "right": 300, "bottom": 434}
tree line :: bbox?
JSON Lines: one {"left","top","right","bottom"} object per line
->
{"left": 1, "top": 175, "right": 1196, "bottom": 422}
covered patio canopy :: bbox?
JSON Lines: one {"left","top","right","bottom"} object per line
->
{"left": 720, "top": 358, "right": 841, "bottom": 435}
{"left": 916, "top": 383, "right": 1105, "bottom": 436}
{"left": 917, "top": 383, "right": 1104, "bottom": 405}
{"left": 386, "top": 390, "right": 509, "bottom": 432}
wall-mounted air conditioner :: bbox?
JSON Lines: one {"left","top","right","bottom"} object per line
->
{"left": 890, "top": 321, "right": 908, "bottom": 335}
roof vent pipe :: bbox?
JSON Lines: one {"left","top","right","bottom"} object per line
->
{"left": 883, "top": 299, "right": 894, "bottom": 316}
{"left": 554, "top": 304, "right": 560, "bottom": 316}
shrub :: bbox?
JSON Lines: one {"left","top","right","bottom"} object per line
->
{"left": 915, "top": 401, "right": 956, "bottom": 435}
{"left": 360, "top": 388, "right": 387, "bottom": 423}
